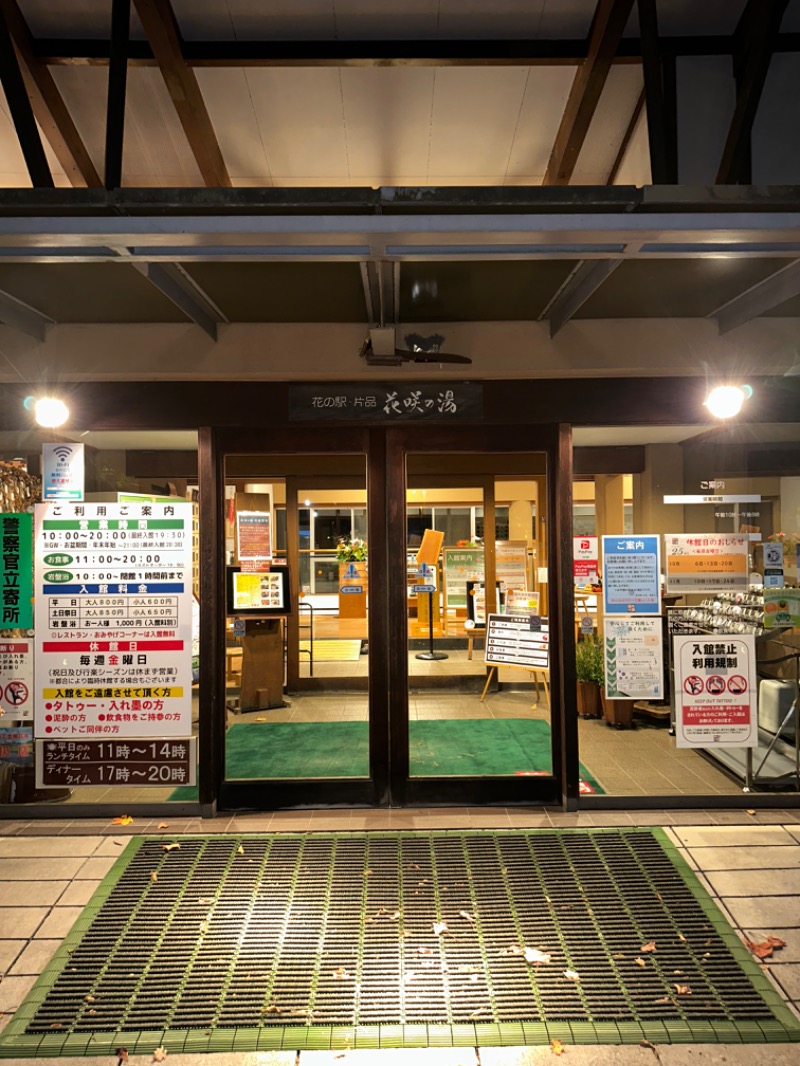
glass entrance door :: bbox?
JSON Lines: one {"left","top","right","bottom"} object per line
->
{"left": 386, "top": 425, "right": 573, "bottom": 808}
{"left": 208, "top": 427, "right": 388, "bottom": 810}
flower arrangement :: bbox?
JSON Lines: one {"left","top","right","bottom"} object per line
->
{"left": 336, "top": 536, "right": 367, "bottom": 563}
{"left": 767, "top": 532, "right": 799, "bottom": 552}
{"left": 456, "top": 538, "right": 482, "bottom": 548}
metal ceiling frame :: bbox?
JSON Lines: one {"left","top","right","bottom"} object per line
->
{"left": 712, "top": 257, "right": 800, "bottom": 333}
{"left": 0, "top": 285, "right": 54, "bottom": 339}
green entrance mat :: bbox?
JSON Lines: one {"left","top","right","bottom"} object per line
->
{"left": 170, "top": 718, "right": 604, "bottom": 799}
{"left": 1, "top": 829, "right": 797, "bottom": 1058}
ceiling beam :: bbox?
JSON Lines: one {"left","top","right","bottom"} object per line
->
{"left": 131, "top": 0, "right": 232, "bottom": 187}
{"left": 542, "top": 259, "right": 621, "bottom": 337}
{"left": 0, "top": 3, "right": 53, "bottom": 187}
{"left": 359, "top": 262, "right": 381, "bottom": 323}
{"left": 29, "top": 33, "right": 800, "bottom": 67}
{"left": 132, "top": 262, "right": 225, "bottom": 340}
{"left": 716, "top": 0, "right": 790, "bottom": 184}
{"left": 104, "top": 0, "right": 130, "bottom": 190}
{"left": 637, "top": 0, "right": 672, "bottom": 184}
{"left": 543, "top": 0, "right": 636, "bottom": 186}
{"left": 713, "top": 258, "right": 800, "bottom": 333}
{"left": 0, "top": 286, "right": 54, "bottom": 340}
{"left": 0, "top": 0, "right": 100, "bottom": 187}
{"left": 606, "top": 87, "right": 644, "bottom": 184}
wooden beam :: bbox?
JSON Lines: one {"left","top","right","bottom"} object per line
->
{"left": 0, "top": 0, "right": 100, "bottom": 187}
{"left": 716, "top": 0, "right": 790, "bottom": 184}
{"left": 605, "top": 87, "right": 644, "bottom": 184}
{"left": 104, "top": 0, "right": 130, "bottom": 189}
{"left": 0, "top": 3, "right": 53, "bottom": 187}
{"left": 543, "top": 0, "right": 635, "bottom": 185}
{"left": 132, "top": 0, "right": 232, "bottom": 187}
{"left": 637, "top": 0, "right": 669, "bottom": 184}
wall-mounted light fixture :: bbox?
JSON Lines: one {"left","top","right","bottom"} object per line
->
{"left": 704, "top": 384, "right": 752, "bottom": 419}
{"left": 24, "top": 395, "right": 70, "bottom": 428}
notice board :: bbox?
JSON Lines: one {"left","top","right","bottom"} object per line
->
{"left": 443, "top": 547, "right": 484, "bottom": 609}
{"left": 485, "top": 613, "right": 549, "bottom": 671}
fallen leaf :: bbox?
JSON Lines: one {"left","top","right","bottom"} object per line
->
{"left": 153, "top": 1049, "right": 167, "bottom": 1063}
{"left": 199, "top": 919, "right": 210, "bottom": 935}
{"left": 640, "top": 1039, "right": 657, "bottom": 1050}
{"left": 767, "top": 936, "right": 787, "bottom": 948}
{"left": 613, "top": 953, "right": 625, "bottom": 960}
{"left": 746, "top": 808, "right": 756, "bottom": 815}
{"left": 677, "top": 933, "right": 686, "bottom": 942}
{"left": 157, "top": 822, "right": 169, "bottom": 829}
{"left": 640, "top": 941, "right": 657, "bottom": 953}
{"left": 564, "top": 969, "right": 580, "bottom": 982}
{"left": 502, "top": 944, "right": 525, "bottom": 956}
{"left": 49, "top": 1023, "right": 62, "bottom": 1029}
{"left": 85, "top": 995, "right": 95, "bottom": 1003}
{"left": 745, "top": 936, "right": 787, "bottom": 960}
{"left": 674, "top": 984, "right": 692, "bottom": 996}
{"left": 113, "top": 841, "right": 123, "bottom": 846}
{"left": 524, "top": 947, "right": 551, "bottom": 965}
{"left": 256, "top": 717, "right": 267, "bottom": 722}
{"left": 656, "top": 996, "right": 671, "bottom": 1004}
{"left": 433, "top": 921, "right": 448, "bottom": 936}
{"left": 116, "top": 1048, "right": 129, "bottom": 1064}
{"left": 150, "top": 871, "right": 158, "bottom": 883}
{"left": 162, "top": 842, "right": 180, "bottom": 852}
{"left": 262, "top": 1004, "right": 283, "bottom": 1014}
{"left": 469, "top": 1008, "right": 487, "bottom": 1019}
{"left": 459, "top": 910, "right": 476, "bottom": 924}
{"left": 635, "top": 957, "right": 646, "bottom": 968}
{"left": 551, "top": 1038, "right": 564, "bottom": 1056}
{"left": 197, "top": 897, "right": 213, "bottom": 905}
{"left": 418, "top": 946, "right": 434, "bottom": 956}
{"left": 332, "top": 967, "right": 349, "bottom": 980}
{"left": 388, "top": 910, "right": 401, "bottom": 921}
{"left": 237, "top": 844, "right": 244, "bottom": 855}
{"left": 112, "top": 815, "right": 133, "bottom": 826}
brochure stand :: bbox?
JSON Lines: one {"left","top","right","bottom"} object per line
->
{"left": 415, "top": 587, "right": 448, "bottom": 661}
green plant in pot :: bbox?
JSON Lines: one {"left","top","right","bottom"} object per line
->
{"left": 575, "top": 635, "right": 603, "bottom": 718}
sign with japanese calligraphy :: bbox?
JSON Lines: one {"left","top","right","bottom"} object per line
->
{"left": 1, "top": 512, "right": 33, "bottom": 629}
{"left": 673, "top": 633, "right": 757, "bottom": 748}
{"left": 35, "top": 737, "right": 196, "bottom": 788}
{"left": 573, "top": 536, "right": 599, "bottom": 588}
{"left": 485, "top": 613, "right": 549, "bottom": 670}
{"left": 603, "top": 616, "right": 663, "bottom": 701}
{"left": 664, "top": 533, "right": 749, "bottom": 594}
{"left": 0, "top": 727, "right": 33, "bottom": 766}
{"left": 442, "top": 547, "right": 484, "bottom": 608}
{"left": 0, "top": 639, "right": 33, "bottom": 721}
{"left": 33, "top": 501, "right": 193, "bottom": 739}
{"left": 764, "top": 588, "right": 800, "bottom": 629}
{"left": 289, "top": 383, "right": 483, "bottom": 421}
{"left": 601, "top": 535, "right": 661, "bottom": 615}
{"left": 42, "top": 442, "right": 84, "bottom": 501}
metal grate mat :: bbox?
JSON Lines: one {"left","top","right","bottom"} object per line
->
{"left": 0, "top": 828, "right": 798, "bottom": 1057}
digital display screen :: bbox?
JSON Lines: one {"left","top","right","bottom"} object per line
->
{"left": 226, "top": 566, "right": 292, "bottom": 616}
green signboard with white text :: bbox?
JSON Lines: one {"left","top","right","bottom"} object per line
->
{"left": 1, "top": 512, "right": 33, "bottom": 629}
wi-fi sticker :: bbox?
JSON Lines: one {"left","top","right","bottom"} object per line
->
{"left": 52, "top": 445, "right": 73, "bottom": 461}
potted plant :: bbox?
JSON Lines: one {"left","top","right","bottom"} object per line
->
{"left": 575, "top": 635, "right": 602, "bottom": 718}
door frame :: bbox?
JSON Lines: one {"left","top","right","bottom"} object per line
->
{"left": 385, "top": 423, "right": 578, "bottom": 809}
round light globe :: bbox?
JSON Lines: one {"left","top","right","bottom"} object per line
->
{"left": 34, "top": 397, "right": 69, "bottom": 428}
{"left": 704, "top": 385, "right": 746, "bottom": 419}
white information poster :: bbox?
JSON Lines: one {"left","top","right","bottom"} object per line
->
{"left": 603, "top": 617, "right": 663, "bottom": 701}
{"left": 495, "top": 541, "right": 528, "bottom": 592}
{"left": 673, "top": 633, "right": 757, "bottom": 748}
{"left": 0, "top": 638, "right": 34, "bottom": 721}
{"left": 34, "top": 501, "right": 193, "bottom": 738}
{"left": 485, "top": 614, "right": 549, "bottom": 670}
{"left": 664, "top": 533, "right": 749, "bottom": 594}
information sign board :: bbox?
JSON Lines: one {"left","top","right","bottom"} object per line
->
{"left": 42, "top": 443, "right": 84, "bottom": 501}
{"left": 442, "top": 547, "right": 484, "bottom": 608}
{"left": 601, "top": 535, "right": 661, "bottom": 615}
{"left": 36, "top": 737, "right": 196, "bottom": 788}
{"left": 664, "top": 533, "right": 749, "bottom": 594}
{"left": 764, "top": 588, "right": 800, "bottom": 629}
{"left": 485, "top": 613, "right": 549, "bottom": 670}
{"left": 603, "top": 616, "right": 663, "bottom": 701}
{"left": 236, "top": 510, "right": 272, "bottom": 561}
{"left": 34, "top": 501, "right": 193, "bottom": 738}
{"left": 495, "top": 541, "right": 528, "bottom": 592}
{"left": 0, "top": 639, "right": 33, "bottom": 721}
{"left": 573, "top": 536, "right": 599, "bottom": 588}
{"left": 673, "top": 633, "right": 757, "bottom": 748}
{"left": 0, "top": 512, "right": 33, "bottom": 629}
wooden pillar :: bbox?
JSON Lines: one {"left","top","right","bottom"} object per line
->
{"left": 595, "top": 474, "right": 625, "bottom": 538}
{"left": 534, "top": 474, "right": 548, "bottom": 615}
{"left": 286, "top": 475, "right": 300, "bottom": 689}
{"left": 482, "top": 476, "right": 497, "bottom": 613}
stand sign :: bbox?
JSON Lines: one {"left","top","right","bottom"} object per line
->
{"left": 673, "top": 633, "right": 757, "bottom": 748}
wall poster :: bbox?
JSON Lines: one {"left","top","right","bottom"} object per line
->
{"left": 601, "top": 535, "right": 661, "bottom": 615}
{"left": 573, "top": 535, "right": 599, "bottom": 588}
{"left": 673, "top": 633, "right": 757, "bottom": 748}
{"left": 0, "top": 638, "right": 33, "bottom": 721}
{"left": 442, "top": 547, "right": 484, "bottom": 609}
{"left": 664, "top": 533, "right": 749, "bottom": 594}
{"left": 495, "top": 541, "right": 528, "bottom": 592}
{"left": 603, "top": 616, "right": 663, "bottom": 701}
{"left": 34, "top": 501, "right": 194, "bottom": 740}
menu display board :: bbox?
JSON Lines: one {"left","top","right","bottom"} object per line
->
{"left": 227, "top": 566, "right": 291, "bottom": 616}
{"left": 485, "top": 613, "right": 549, "bottom": 671}
{"left": 34, "top": 501, "right": 194, "bottom": 739}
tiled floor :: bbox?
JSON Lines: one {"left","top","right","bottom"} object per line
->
{"left": 0, "top": 811, "right": 799, "bottom": 1064}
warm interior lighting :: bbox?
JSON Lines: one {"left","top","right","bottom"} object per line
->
{"left": 704, "top": 384, "right": 750, "bottom": 419}
{"left": 33, "top": 397, "right": 70, "bottom": 428}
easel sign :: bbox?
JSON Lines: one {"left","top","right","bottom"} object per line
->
{"left": 485, "top": 613, "right": 549, "bottom": 670}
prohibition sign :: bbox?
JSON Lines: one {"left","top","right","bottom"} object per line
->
{"left": 727, "top": 675, "right": 747, "bottom": 694}
{"left": 684, "top": 675, "right": 703, "bottom": 696}
{"left": 706, "top": 675, "right": 726, "bottom": 695}
{"left": 4, "top": 681, "right": 28, "bottom": 706}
